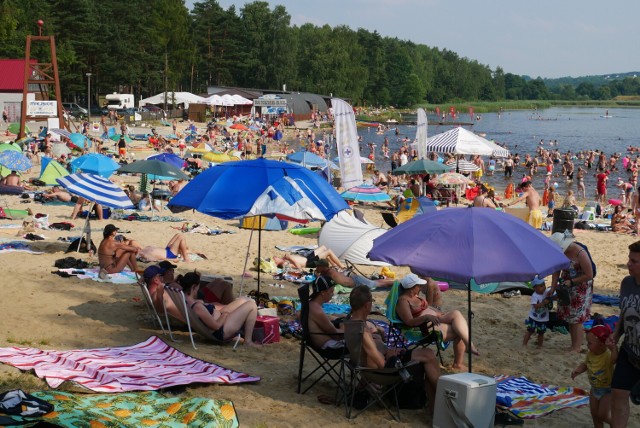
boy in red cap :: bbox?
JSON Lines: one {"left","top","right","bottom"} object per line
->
{"left": 571, "top": 324, "right": 618, "bottom": 428}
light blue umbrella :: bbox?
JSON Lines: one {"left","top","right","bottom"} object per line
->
{"left": 70, "top": 153, "right": 120, "bottom": 178}
{"left": 0, "top": 150, "right": 32, "bottom": 172}
{"left": 287, "top": 151, "right": 333, "bottom": 168}
{"left": 69, "top": 133, "right": 91, "bottom": 149}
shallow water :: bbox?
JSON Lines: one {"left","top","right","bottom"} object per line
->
{"left": 349, "top": 107, "right": 640, "bottom": 197}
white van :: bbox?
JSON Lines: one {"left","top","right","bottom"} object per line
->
{"left": 105, "top": 93, "right": 135, "bottom": 110}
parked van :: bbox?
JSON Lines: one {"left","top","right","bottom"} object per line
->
{"left": 105, "top": 93, "right": 135, "bottom": 110}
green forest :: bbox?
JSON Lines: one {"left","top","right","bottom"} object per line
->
{"left": 1, "top": 0, "right": 640, "bottom": 107}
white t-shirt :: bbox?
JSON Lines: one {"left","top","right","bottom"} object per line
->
{"left": 529, "top": 289, "right": 551, "bottom": 322}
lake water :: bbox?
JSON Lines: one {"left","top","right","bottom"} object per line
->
{"left": 353, "top": 106, "right": 640, "bottom": 196}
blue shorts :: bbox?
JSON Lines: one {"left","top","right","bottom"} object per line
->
{"left": 166, "top": 247, "right": 178, "bottom": 259}
{"left": 525, "top": 317, "right": 547, "bottom": 334}
{"left": 591, "top": 387, "right": 611, "bottom": 400}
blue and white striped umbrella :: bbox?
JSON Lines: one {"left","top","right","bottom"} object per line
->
{"left": 56, "top": 173, "right": 134, "bottom": 209}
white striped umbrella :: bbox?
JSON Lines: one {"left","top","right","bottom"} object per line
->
{"left": 426, "top": 127, "right": 494, "bottom": 156}
{"left": 56, "top": 173, "right": 134, "bottom": 209}
{"left": 446, "top": 159, "right": 480, "bottom": 172}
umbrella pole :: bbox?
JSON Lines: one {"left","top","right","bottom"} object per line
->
{"left": 78, "top": 202, "right": 93, "bottom": 253}
{"left": 468, "top": 281, "right": 472, "bottom": 373}
{"left": 239, "top": 225, "right": 255, "bottom": 296}
{"left": 257, "top": 216, "right": 262, "bottom": 301}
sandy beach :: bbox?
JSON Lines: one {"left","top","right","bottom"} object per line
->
{"left": 1, "top": 122, "right": 639, "bottom": 427}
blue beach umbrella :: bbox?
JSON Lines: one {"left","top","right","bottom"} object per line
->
{"left": 368, "top": 207, "right": 570, "bottom": 371}
{"left": 169, "top": 158, "right": 349, "bottom": 295}
{"left": 70, "top": 153, "right": 120, "bottom": 177}
{"left": 69, "top": 133, "right": 91, "bottom": 149}
{"left": 287, "top": 151, "right": 331, "bottom": 168}
{"left": 146, "top": 152, "right": 185, "bottom": 169}
{"left": 56, "top": 173, "right": 134, "bottom": 209}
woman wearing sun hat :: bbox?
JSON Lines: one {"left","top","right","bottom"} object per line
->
{"left": 549, "top": 230, "right": 595, "bottom": 353}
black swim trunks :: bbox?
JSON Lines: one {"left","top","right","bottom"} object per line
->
{"left": 70, "top": 195, "right": 79, "bottom": 203}
{"left": 305, "top": 253, "right": 320, "bottom": 268}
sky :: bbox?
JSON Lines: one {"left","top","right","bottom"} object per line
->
{"left": 185, "top": 0, "right": 640, "bottom": 79}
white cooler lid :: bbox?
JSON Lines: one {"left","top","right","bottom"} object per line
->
{"left": 441, "top": 372, "right": 496, "bottom": 388}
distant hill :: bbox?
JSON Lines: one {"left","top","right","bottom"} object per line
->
{"left": 534, "top": 72, "right": 640, "bottom": 89}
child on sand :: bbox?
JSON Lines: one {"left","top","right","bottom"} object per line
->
{"left": 571, "top": 325, "right": 618, "bottom": 428}
{"left": 523, "top": 276, "right": 552, "bottom": 348}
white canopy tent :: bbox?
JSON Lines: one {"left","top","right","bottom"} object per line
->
{"left": 139, "top": 92, "right": 206, "bottom": 109}
{"left": 318, "top": 211, "right": 390, "bottom": 266}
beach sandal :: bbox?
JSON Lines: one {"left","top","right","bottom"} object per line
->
{"left": 631, "top": 380, "right": 640, "bottom": 405}
{"left": 317, "top": 394, "right": 335, "bottom": 405}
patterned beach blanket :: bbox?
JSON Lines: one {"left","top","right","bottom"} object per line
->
{"left": 495, "top": 375, "right": 589, "bottom": 419}
{"left": 0, "top": 336, "right": 260, "bottom": 392}
{"left": 56, "top": 267, "right": 138, "bottom": 284}
{"left": 3, "top": 390, "right": 239, "bottom": 427}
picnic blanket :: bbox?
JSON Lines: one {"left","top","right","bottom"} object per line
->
{"left": 0, "top": 241, "right": 44, "bottom": 254}
{"left": 1, "top": 390, "right": 239, "bottom": 427}
{"left": 495, "top": 375, "right": 589, "bottom": 419}
{"left": 56, "top": 267, "right": 138, "bottom": 284}
{"left": 0, "top": 336, "right": 260, "bottom": 392}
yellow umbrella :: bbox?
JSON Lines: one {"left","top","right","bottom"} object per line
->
{"left": 203, "top": 151, "right": 240, "bottom": 163}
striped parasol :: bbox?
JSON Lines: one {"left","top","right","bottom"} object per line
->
{"left": 341, "top": 183, "right": 391, "bottom": 203}
{"left": 446, "top": 159, "right": 480, "bottom": 173}
{"left": 425, "top": 127, "right": 494, "bottom": 156}
{"left": 56, "top": 173, "right": 134, "bottom": 209}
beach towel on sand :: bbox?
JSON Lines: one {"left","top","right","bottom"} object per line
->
{"left": 0, "top": 336, "right": 260, "bottom": 393}
{"left": 495, "top": 375, "right": 589, "bottom": 419}
{"left": 56, "top": 267, "right": 138, "bottom": 284}
{"left": 1, "top": 390, "right": 239, "bottom": 428}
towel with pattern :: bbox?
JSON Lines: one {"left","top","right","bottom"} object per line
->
{"left": 1, "top": 390, "right": 239, "bottom": 427}
{"left": 495, "top": 375, "right": 589, "bottom": 419}
{"left": 0, "top": 336, "right": 260, "bottom": 392}
{"left": 57, "top": 267, "right": 138, "bottom": 284}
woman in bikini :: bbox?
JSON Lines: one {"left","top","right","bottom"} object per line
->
{"left": 272, "top": 245, "right": 345, "bottom": 269}
{"left": 98, "top": 224, "right": 139, "bottom": 275}
{"left": 178, "top": 272, "right": 259, "bottom": 345}
{"left": 396, "top": 274, "right": 478, "bottom": 370}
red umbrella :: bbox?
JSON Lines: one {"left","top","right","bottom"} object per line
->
{"left": 229, "top": 123, "right": 249, "bottom": 131}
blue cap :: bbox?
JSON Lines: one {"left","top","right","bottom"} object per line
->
{"left": 143, "top": 265, "right": 165, "bottom": 280}
{"left": 531, "top": 276, "right": 545, "bottom": 286}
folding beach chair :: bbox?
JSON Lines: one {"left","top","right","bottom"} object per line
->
{"left": 163, "top": 285, "right": 240, "bottom": 350}
{"left": 343, "top": 320, "right": 419, "bottom": 421}
{"left": 296, "top": 283, "right": 348, "bottom": 398}
{"left": 137, "top": 279, "right": 165, "bottom": 333}
{"left": 381, "top": 212, "right": 399, "bottom": 228}
{"left": 384, "top": 281, "right": 445, "bottom": 364}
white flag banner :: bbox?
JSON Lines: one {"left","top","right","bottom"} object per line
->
{"left": 332, "top": 98, "right": 363, "bottom": 190}
{"left": 416, "top": 108, "right": 428, "bottom": 160}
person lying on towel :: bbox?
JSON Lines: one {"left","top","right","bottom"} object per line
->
{"left": 272, "top": 245, "right": 345, "bottom": 270}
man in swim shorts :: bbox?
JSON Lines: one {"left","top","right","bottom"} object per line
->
{"left": 504, "top": 180, "right": 543, "bottom": 229}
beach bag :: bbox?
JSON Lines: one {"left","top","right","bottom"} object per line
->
{"left": 575, "top": 242, "right": 597, "bottom": 278}
{"left": 66, "top": 237, "right": 97, "bottom": 254}
{"left": 33, "top": 213, "right": 49, "bottom": 229}
{"left": 254, "top": 257, "right": 278, "bottom": 274}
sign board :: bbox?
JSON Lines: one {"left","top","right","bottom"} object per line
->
{"left": 27, "top": 100, "right": 58, "bottom": 117}
{"left": 253, "top": 98, "right": 287, "bottom": 107}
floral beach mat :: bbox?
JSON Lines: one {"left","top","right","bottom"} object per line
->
{"left": 3, "top": 390, "right": 239, "bottom": 427}
{"left": 0, "top": 336, "right": 260, "bottom": 393}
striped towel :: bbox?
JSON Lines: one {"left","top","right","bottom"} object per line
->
{"left": 495, "top": 375, "right": 589, "bottom": 419}
{"left": 0, "top": 336, "right": 260, "bottom": 392}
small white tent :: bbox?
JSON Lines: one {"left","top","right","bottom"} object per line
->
{"left": 139, "top": 92, "right": 206, "bottom": 109}
{"left": 319, "top": 211, "right": 390, "bottom": 266}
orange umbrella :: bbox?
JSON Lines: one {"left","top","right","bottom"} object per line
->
{"left": 229, "top": 123, "right": 249, "bottom": 131}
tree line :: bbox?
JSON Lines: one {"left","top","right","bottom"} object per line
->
{"left": 1, "top": 0, "right": 639, "bottom": 108}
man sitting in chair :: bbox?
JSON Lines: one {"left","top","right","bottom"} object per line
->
{"left": 349, "top": 285, "right": 441, "bottom": 415}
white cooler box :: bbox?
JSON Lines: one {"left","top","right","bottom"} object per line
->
{"left": 433, "top": 373, "right": 496, "bottom": 428}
